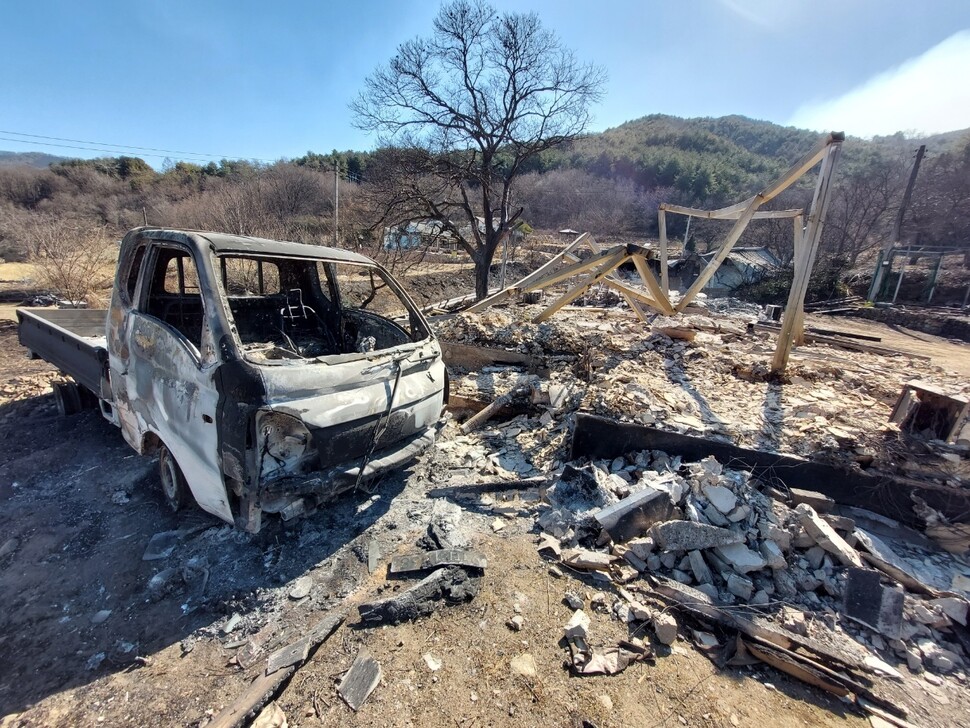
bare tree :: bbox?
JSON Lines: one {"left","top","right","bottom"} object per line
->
{"left": 351, "top": 0, "right": 605, "bottom": 298}
{"left": 27, "top": 216, "right": 116, "bottom": 306}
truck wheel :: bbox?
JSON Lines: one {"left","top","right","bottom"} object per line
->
{"left": 52, "top": 381, "right": 83, "bottom": 416}
{"left": 158, "top": 445, "right": 189, "bottom": 512}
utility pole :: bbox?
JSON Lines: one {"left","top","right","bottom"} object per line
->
{"left": 333, "top": 161, "right": 340, "bottom": 247}
{"left": 869, "top": 144, "right": 925, "bottom": 301}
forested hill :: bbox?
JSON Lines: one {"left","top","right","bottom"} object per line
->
{"left": 526, "top": 114, "right": 969, "bottom": 205}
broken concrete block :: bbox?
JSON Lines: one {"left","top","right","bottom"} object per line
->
{"left": 714, "top": 542, "right": 766, "bottom": 574}
{"left": 613, "top": 544, "right": 648, "bottom": 572}
{"left": 727, "top": 574, "right": 754, "bottom": 601}
{"left": 843, "top": 568, "right": 903, "bottom": 639}
{"left": 651, "top": 521, "right": 744, "bottom": 552}
{"left": 695, "top": 583, "right": 719, "bottom": 600}
{"left": 594, "top": 485, "right": 672, "bottom": 542}
{"left": 790, "top": 488, "right": 834, "bottom": 514}
{"left": 759, "top": 540, "right": 787, "bottom": 570}
{"left": 795, "top": 504, "right": 863, "bottom": 568}
{"left": 749, "top": 590, "right": 770, "bottom": 606}
{"left": 688, "top": 550, "right": 713, "bottom": 585}
{"left": 702, "top": 484, "right": 737, "bottom": 515}
{"left": 821, "top": 514, "right": 855, "bottom": 534}
{"left": 652, "top": 612, "right": 678, "bottom": 645}
{"left": 762, "top": 524, "right": 791, "bottom": 552}
{"left": 772, "top": 569, "right": 798, "bottom": 600}
{"left": 930, "top": 597, "right": 969, "bottom": 626}
{"left": 646, "top": 554, "right": 662, "bottom": 571}
{"left": 804, "top": 545, "right": 826, "bottom": 570}
{"left": 338, "top": 649, "right": 382, "bottom": 711}
{"left": 561, "top": 548, "right": 614, "bottom": 571}
{"left": 703, "top": 504, "right": 730, "bottom": 527}
{"left": 625, "top": 535, "right": 655, "bottom": 558}
{"left": 565, "top": 609, "right": 591, "bottom": 640}
{"left": 660, "top": 551, "right": 678, "bottom": 569}
{"left": 781, "top": 607, "right": 807, "bottom": 635}
{"left": 726, "top": 505, "right": 751, "bottom": 523}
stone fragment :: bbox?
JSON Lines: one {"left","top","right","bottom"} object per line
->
{"left": 289, "top": 576, "right": 313, "bottom": 600}
{"left": 702, "top": 484, "right": 737, "bottom": 515}
{"left": 805, "top": 546, "right": 826, "bottom": 570}
{"left": 561, "top": 548, "right": 614, "bottom": 571}
{"left": 695, "top": 583, "right": 719, "bottom": 600}
{"left": 727, "top": 505, "right": 751, "bottom": 523}
{"left": 727, "top": 574, "right": 754, "bottom": 601}
{"left": 651, "top": 521, "right": 744, "bottom": 552}
{"left": 759, "top": 540, "right": 787, "bottom": 570}
{"left": 781, "top": 607, "right": 807, "bottom": 635}
{"left": 564, "top": 592, "right": 584, "bottom": 610}
{"left": 510, "top": 653, "right": 538, "bottom": 679}
{"left": 842, "top": 568, "right": 903, "bottom": 639}
{"left": 626, "top": 537, "right": 656, "bottom": 560}
{"left": 789, "top": 488, "right": 834, "bottom": 513}
{"left": 647, "top": 554, "right": 663, "bottom": 571}
{"left": 703, "top": 504, "right": 730, "bottom": 527}
{"left": 423, "top": 653, "right": 442, "bottom": 671}
{"left": 905, "top": 648, "right": 923, "bottom": 673}
{"left": 749, "top": 590, "right": 770, "bottom": 606}
{"left": 929, "top": 597, "right": 969, "bottom": 626}
{"left": 714, "top": 542, "right": 766, "bottom": 574}
{"left": 507, "top": 615, "right": 524, "bottom": 631}
{"left": 688, "top": 550, "right": 713, "bottom": 585}
{"left": 762, "top": 525, "right": 791, "bottom": 552}
{"left": 653, "top": 612, "right": 678, "bottom": 645}
{"left": 795, "top": 504, "right": 863, "bottom": 568}
{"left": 660, "top": 551, "right": 678, "bottom": 569}
{"left": 565, "top": 609, "right": 591, "bottom": 640}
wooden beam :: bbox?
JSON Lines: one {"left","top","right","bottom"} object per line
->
{"left": 675, "top": 197, "right": 762, "bottom": 312}
{"left": 661, "top": 204, "right": 804, "bottom": 221}
{"left": 630, "top": 253, "right": 675, "bottom": 314}
{"left": 465, "top": 232, "right": 590, "bottom": 313}
{"left": 517, "top": 245, "right": 631, "bottom": 293}
{"left": 658, "top": 209, "right": 669, "bottom": 294}
{"left": 760, "top": 132, "right": 843, "bottom": 202}
{"left": 772, "top": 143, "right": 843, "bottom": 373}
{"left": 792, "top": 214, "right": 806, "bottom": 345}
{"left": 533, "top": 253, "right": 629, "bottom": 322}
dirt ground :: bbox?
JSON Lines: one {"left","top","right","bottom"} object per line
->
{"left": 1, "top": 259, "right": 969, "bottom": 727}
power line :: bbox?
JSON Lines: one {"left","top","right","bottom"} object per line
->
{"left": 0, "top": 136, "right": 221, "bottom": 163}
{"left": 0, "top": 129, "right": 275, "bottom": 163}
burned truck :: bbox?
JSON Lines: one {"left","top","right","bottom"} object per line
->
{"left": 18, "top": 228, "right": 446, "bottom": 531}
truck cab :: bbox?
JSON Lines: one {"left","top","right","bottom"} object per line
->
{"left": 65, "top": 227, "right": 443, "bottom": 532}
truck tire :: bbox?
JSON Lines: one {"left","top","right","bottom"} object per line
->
{"left": 158, "top": 445, "right": 189, "bottom": 512}
{"left": 52, "top": 381, "right": 83, "bottom": 416}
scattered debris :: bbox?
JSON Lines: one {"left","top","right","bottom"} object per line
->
{"left": 338, "top": 649, "right": 382, "bottom": 712}
{"left": 389, "top": 549, "right": 487, "bottom": 574}
{"left": 358, "top": 567, "right": 481, "bottom": 625}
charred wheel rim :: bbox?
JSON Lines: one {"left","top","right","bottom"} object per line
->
{"left": 159, "top": 446, "right": 186, "bottom": 511}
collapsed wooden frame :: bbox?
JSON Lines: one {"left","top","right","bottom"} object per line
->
{"left": 465, "top": 133, "right": 844, "bottom": 372}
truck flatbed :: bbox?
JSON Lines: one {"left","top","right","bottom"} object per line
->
{"left": 17, "top": 308, "right": 108, "bottom": 395}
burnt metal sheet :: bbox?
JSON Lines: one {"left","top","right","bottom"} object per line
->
{"left": 389, "top": 549, "right": 487, "bottom": 574}
{"left": 571, "top": 413, "right": 970, "bottom": 527}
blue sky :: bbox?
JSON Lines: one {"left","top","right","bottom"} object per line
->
{"left": 1, "top": 0, "right": 968, "bottom": 166}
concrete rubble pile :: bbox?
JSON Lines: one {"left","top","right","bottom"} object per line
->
{"left": 435, "top": 305, "right": 970, "bottom": 482}
{"left": 535, "top": 450, "right": 970, "bottom": 680}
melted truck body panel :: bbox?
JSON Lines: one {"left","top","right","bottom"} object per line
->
{"left": 20, "top": 227, "right": 446, "bottom": 531}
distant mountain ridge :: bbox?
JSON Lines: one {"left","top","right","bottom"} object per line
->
{"left": 0, "top": 151, "right": 69, "bottom": 168}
